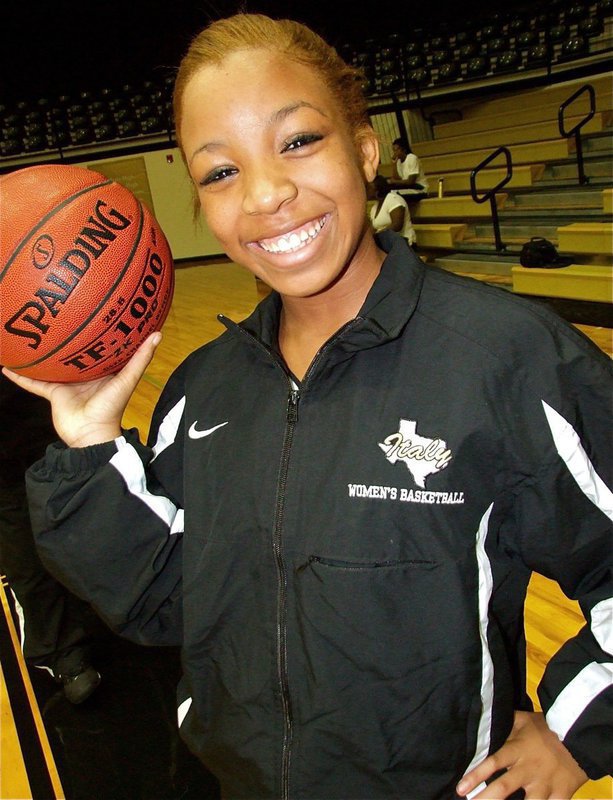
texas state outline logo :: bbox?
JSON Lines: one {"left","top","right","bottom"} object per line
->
{"left": 378, "top": 418, "right": 453, "bottom": 489}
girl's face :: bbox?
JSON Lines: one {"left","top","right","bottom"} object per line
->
{"left": 180, "top": 48, "right": 380, "bottom": 298}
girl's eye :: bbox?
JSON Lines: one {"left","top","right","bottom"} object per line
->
{"left": 199, "top": 166, "right": 237, "bottom": 187}
{"left": 282, "top": 133, "right": 323, "bottom": 152}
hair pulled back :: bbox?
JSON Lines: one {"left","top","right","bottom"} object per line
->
{"left": 173, "top": 13, "right": 371, "bottom": 153}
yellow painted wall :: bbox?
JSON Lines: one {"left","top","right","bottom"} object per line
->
{"left": 143, "top": 149, "right": 224, "bottom": 259}
{"left": 81, "top": 147, "right": 225, "bottom": 261}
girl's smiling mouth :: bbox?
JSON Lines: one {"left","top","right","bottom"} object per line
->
{"left": 254, "top": 214, "right": 329, "bottom": 254}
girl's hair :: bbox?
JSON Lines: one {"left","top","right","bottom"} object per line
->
{"left": 173, "top": 13, "right": 371, "bottom": 153}
{"left": 372, "top": 174, "right": 390, "bottom": 198}
{"left": 393, "top": 136, "right": 412, "bottom": 154}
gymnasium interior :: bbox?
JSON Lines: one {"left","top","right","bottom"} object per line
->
{"left": 1, "top": 0, "right": 611, "bottom": 797}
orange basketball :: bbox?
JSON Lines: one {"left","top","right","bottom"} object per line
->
{"left": 0, "top": 164, "right": 174, "bottom": 382}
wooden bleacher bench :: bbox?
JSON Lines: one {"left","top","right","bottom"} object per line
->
{"left": 505, "top": 189, "right": 607, "bottom": 212}
{"left": 415, "top": 113, "right": 611, "bottom": 158}
{"left": 557, "top": 222, "right": 613, "bottom": 255}
{"left": 429, "top": 94, "right": 613, "bottom": 140}
{"left": 412, "top": 223, "right": 467, "bottom": 248}
{"left": 432, "top": 164, "right": 546, "bottom": 194}
{"left": 454, "top": 74, "right": 613, "bottom": 121}
{"left": 379, "top": 163, "right": 546, "bottom": 195}
{"left": 512, "top": 263, "right": 613, "bottom": 302}
{"left": 419, "top": 139, "right": 572, "bottom": 174}
{"left": 411, "top": 194, "right": 508, "bottom": 221}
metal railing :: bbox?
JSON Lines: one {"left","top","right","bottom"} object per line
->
{"left": 470, "top": 145, "right": 513, "bottom": 253}
{"left": 558, "top": 83, "right": 596, "bottom": 186}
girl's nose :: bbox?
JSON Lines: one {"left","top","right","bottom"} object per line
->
{"left": 242, "top": 165, "right": 298, "bottom": 215}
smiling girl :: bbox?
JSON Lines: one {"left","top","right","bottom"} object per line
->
{"left": 4, "top": 13, "right": 611, "bottom": 800}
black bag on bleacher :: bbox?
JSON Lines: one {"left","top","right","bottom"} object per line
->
{"left": 519, "top": 237, "right": 573, "bottom": 269}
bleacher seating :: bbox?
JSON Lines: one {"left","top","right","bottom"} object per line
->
{"left": 512, "top": 263, "right": 612, "bottom": 301}
{"left": 412, "top": 112, "right": 610, "bottom": 156}
{"left": 0, "top": 75, "right": 175, "bottom": 163}
{"left": 0, "top": 0, "right": 610, "bottom": 166}
{"left": 0, "top": 0, "right": 611, "bottom": 319}
{"left": 343, "top": 0, "right": 612, "bottom": 101}
{"left": 410, "top": 194, "right": 510, "bottom": 220}
{"left": 370, "top": 61, "right": 611, "bottom": 312}
{"left": 557, "top": 221, "right": 613, "bottom": 252}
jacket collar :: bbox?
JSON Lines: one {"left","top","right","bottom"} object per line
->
{"left": 227, "top": 231, "right": 425, "bottom": 352}
{"left": 359, "top": 231, "right": 425, "bottom": 341}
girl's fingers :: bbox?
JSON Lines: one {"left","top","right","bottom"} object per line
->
{"left": 1, "top": 368, "right": 56, "bottom": 400}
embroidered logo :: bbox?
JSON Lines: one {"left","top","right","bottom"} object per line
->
{"left": 188, "top": 420, "right": 229, "bottom": 440}
{"left": 379, "top": 419, "right": 452, "bottom": 488}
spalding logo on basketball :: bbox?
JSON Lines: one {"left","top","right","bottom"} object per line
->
{"left": 0, "top": 164, "right": 175, "bottom": 382}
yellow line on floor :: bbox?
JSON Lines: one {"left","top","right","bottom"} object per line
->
{"left": 0, "top": 583, "right": 65, "bottom": 800}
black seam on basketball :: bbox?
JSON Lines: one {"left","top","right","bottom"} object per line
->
{"left": 6, "top": 200, "right": 146, "bottom": 370}
{"left": 0, "top": 179, "right": 113, "bottom": 283}
{"left": 61, "top": 246, "right": 172, "bottom": 373}
{"left": 56, "top": 207, "right": 172, "bottom": 369}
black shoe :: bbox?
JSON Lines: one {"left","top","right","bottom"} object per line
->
{"left": 55, "top": 664, "right": 101, "bottom": 704}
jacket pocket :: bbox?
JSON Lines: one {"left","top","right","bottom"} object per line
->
{"left": 291, "top": 549, "right": 483, "bottom": 782}
{"left": 305, "top": 555, "right": 437, "bottom": 570}
{"left": 296, "top": 551, "right": 475, "bottom": 668}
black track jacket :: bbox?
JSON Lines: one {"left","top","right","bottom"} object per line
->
{"left": 27, "top": 233, "right": 612, "bottom": 798}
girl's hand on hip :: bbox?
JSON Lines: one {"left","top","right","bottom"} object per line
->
{"left": 456, "top": 710, "right": 588, "bottom": 799}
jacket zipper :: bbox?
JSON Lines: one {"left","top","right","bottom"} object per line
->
{"left": 274, "top": 385, "right": 299, "bottom": 800}
{"left": 219, "top": 315, "right": 364, "bottom": 799}
{"left": 217, "top": 316, "right": 299, "bottom": 798}
{"left": 272, "top": 322, "right": 363, "bottom": 799}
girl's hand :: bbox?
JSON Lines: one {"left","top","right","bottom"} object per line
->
{"left": 457, "top": 711, "right": 588, "bottom": 799}
{"left": 2, "top": 332, "right": 161, "bottom": 448}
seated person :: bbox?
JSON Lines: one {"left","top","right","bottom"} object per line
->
{"left": 368, "top": 174, "right": 416, "bottom": 245}
{"left": 391, "top": 136, "right": 429, "bottom": 199}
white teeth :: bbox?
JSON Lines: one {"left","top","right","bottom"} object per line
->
{"left": 258, "top": 216, "right": 326, "bottom": 254}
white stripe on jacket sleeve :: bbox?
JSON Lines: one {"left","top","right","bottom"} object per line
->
{"left": 591, "top": 599, "right": 613, "bottom": 655}
{"left": 541, "top": 400, "right": 613, "bottom": 741}
{"left": 546, "top": 661, "right": 613, "bottom": 740}
{"left": 177, "top": 696, "right": 192, "bottom": 728}
{"left": 111, "top": 437, "right": 183, "bottom": 531}
{"left": 542, "top": 400, "right": 613, "bottom": 521}
{"left": 152, "top": 395, "right": 186, "bottom": 461}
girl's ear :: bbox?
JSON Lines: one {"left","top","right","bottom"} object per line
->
{"left": 356, "top": 125, "right": 380, "bottom": 183}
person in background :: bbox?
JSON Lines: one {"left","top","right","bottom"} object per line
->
{"left": 368, "top": 173, "right": 416, "bottom": 245}
{"left": 391, "top": 135, "right": 429, "bottom": 199}
{"left": 4, "top": 13, "right": 610, "bottom": 799}
{"left": 0, "top": 374, "right": 102, "bottom": 704}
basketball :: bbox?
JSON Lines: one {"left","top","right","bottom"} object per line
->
{"left": 0, "top": 164, "right": 174, "bottom": 382}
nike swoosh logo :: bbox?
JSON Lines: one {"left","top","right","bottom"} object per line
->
{"left": 188, "top": 420, "right": 229, "bottom": 440}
